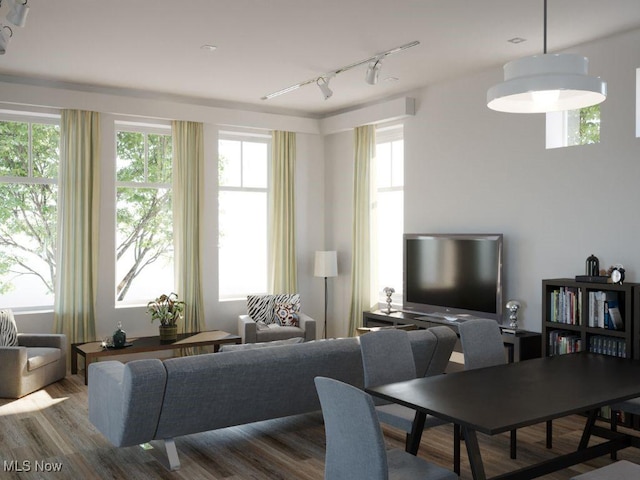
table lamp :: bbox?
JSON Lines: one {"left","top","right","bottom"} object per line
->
{"left": 314, "top": 251, "right": 338, "bottom": 338}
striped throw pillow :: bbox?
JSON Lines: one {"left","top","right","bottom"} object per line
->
{"left": 0, "top": 309, "right": 18, "bottom": 347}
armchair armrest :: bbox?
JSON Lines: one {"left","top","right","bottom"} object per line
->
{"left": 18, "top": 333, "right": 67, "bottom": 350}
{"left": 298, "top": 313, "right": 317, "bottom": 341}
{"left": 88, "top": 359, "right": 167, "bottom": 447}
{"left": 238, "top": 314, "right": 257, "bottom": 344}
{"left": 0, "top": 347, "right": 28, "bottom": 396}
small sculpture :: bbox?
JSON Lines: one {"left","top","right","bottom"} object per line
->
{"left": 506, "top": 300, "right": 521, "bottom": 330}
{"left": 383, "top": 287, "right": 395, "bottom": 314}
{"left": 112, "top": 321, "right": 127, "bottom": 348}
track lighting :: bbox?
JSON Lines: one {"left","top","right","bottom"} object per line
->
{"left": 261, "top": 40, "right": 420, "bottom": 101}
{"left": 7, "top": 0, "right": 28, "bottom": 27}
{"left": 487, "top": 0, "right": 606, "bottom": 113}
{"left": 316, "top": 76, "right": 333, "bottom": 100}
{"left": 365, "top": 58, "right": 382, "bottom": 85}
{"left": 0, "top": 24, "right": 12, "bottom": 55}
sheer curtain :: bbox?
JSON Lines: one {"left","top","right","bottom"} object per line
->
{"left": 268, "top": 130, "right": 298, "bottom": 294}
{"left": 348, "top": 125, "right": 378, "bottom": 336}
{"left": 54, "top": 110, "right": 101, "bottom": 347}
{"left": 172, "top": 120, "right": 205, "bottom": 334}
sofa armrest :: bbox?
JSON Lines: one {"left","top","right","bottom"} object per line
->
{"left": 298, "top": 313, "right": 316, "bottom": 341}
{"left": 18, "top": 333, "right": 67, "bottom": 350}
{"left": 88, "top": 359, "right": 167, "bottom": 447}
{"left": 239, "top": 315, "right": 257, "bottom": 344}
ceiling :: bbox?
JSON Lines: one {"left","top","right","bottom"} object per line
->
{"left": 1, "top": 0, "right": 640, "bottom": 118}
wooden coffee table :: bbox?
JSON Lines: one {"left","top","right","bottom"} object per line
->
{"left": 71, "top": 330, "right": 241, "bottom": 385}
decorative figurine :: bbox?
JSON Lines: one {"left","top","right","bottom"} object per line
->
{"left": 112, "top": 321, "right": 127, "bottom": 348}
{"left": 383, "top": 287, "right": 395, "bottom": 314}
{"left": 506, "top": 300, "right": 521, "bottom": 330}
{"left": 586, "top": 254, "right": 599, "bottom": 276}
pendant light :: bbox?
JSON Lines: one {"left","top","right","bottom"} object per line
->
{"left": 487, "top": 0, "right": 606, "bottom": 113}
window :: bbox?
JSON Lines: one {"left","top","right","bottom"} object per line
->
{"left": 375, "top": 125, "right": 404, "bottom": 304}
{"left": 546, "top": 105, "right": 601, "bottom": 149}
{"left": 0, "top": 114, "right": 59, "bottom": 309}
{"left": 218, "top": 131, "right": 270, "bottom": 300}
{"left": 115, "top": 124, "right": 174, "bottom": 304}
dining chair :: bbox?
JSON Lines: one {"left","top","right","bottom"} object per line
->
{"left": 359, "top": 329, "right": 451, "bottom": 448}
{"left": 314, "top": 376, "right": 458, "bottom": 480}
{"left": 458, "top": 318, "right": 517, "bottom": 459}
{"left": 609, "top": 398, "right": 640, "bottom": 460}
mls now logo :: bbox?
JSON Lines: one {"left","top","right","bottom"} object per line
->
{"left": 4, "top": 460, "right": 63, "bottom": 472}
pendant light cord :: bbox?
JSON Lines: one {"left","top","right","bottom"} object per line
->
{"left": 543, "top": 0, "right": 547, "bottom": 54}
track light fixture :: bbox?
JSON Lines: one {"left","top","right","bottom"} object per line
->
{"left": 317, "top": 76, "right": 333, "bottom": 100}
{"left": 261, "top": 40, "right": 419, "bottom": 101}
{"left": 0, "top": 24, "right": 12, "bottom": 55}
{"left": 7, "top": 0, "right": 29, "bottom": 28}
{"left": 487, "top": 0, "right": 606, "bottom": 113}
{"left": 365, "top": 58, "right": 382, "bottom": 85}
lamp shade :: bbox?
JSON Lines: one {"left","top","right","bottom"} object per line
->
{"left": 314, "top": 251, "right": 337, "bottom": 278}
{"left": 487, "top": 54, "right": 606, "bottom": 113}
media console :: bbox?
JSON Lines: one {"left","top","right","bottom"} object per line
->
{"left": 362, "top": 309, "right": 542, "bottom": 363}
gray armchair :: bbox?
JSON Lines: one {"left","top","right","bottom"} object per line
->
{"left": 0, "top": 333, "right": 67, "bottom": 398}
{"left": 238, "top": 312, "right": 316, "bottom": 344}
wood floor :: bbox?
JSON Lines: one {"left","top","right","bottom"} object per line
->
{"left": 1, "top": 373, "right": 640, "bottom": 479}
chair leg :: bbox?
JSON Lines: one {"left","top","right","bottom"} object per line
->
{"left": 510, "top": 429, "right": 516, "bottom": 459}
{"left": 546, "top": 420, "right": 553, "bottom": 449}
{"left": 611, "top": 410, "right": 618, "bottom": 460}
{"left": 453, "top": 423, "right": 461, "bottom": 475}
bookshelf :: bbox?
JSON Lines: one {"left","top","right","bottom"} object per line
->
{"left": 542, "top": 278, "right": 639, "bottom": 426}
{"left": 542, "top": 278, "right": 637, "bottom": 359}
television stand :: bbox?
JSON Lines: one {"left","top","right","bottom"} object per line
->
{"left": 362, "top": 309, "right": 541, "bottom": 363}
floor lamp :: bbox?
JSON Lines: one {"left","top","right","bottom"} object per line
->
{"left": 314, "top": 251, "right": 338, "bottom": 339}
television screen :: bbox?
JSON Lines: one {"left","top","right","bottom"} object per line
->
{"left": 403, "top": 234, "right": 503, "bottom": 321}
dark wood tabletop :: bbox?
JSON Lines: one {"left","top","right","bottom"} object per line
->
{"left": 367, "top": 353, "right": 640, "bottom": 435}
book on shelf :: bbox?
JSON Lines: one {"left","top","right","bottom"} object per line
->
{"left": 549, "top": 287, "right": 581, "bottom": 325}
{"left": 587, "top": 291, "right": 622, "bottom": 330}
{"left": 575, "top": 275, "right": 609, "bottom": 284}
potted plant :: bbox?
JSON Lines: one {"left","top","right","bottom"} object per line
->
{"left": 146, "top": 292, "right": 185, "bottom": 341}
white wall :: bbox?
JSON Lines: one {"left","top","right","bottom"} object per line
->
{"left": 325, "top": 27, "right": 640, "bottom": 334}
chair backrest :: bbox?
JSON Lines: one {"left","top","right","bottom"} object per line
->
{"left": 359, "top": 329, "right": 417, "bottom": 388}
{"left": 424, "top": 326, "right": 458, "bottom": 377}
{"left": 458, "top": 318, "right": 506, "bottom": 370}
{"left": 314, "top": 377, "right": 388, "bottom": 480}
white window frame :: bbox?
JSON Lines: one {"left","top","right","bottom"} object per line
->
{"left": 114, "top": 121, "right": 173, "bottom": 306}
{"left": 0, "top": 110, "right": 60, "bottom": 312}
{"left": 218, "top": 129, "right": 271, "bottom": 301}
{"left": 375, "top": 123, "right": 404, "bottom": 306}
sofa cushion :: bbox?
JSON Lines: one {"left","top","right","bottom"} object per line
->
{"left": 0, "top": 309, "right": 18, "bottom": 347}
{"left": 247, "top": 294, "right": 300, "bottom": 324}
{"left": 27, "top": 347, "right": 62, "bottom": 371}
{"left": 219, "top": 337, "right": 303, "bottom": 352}
{"left": 258, "top": 325, "right": 305, "bottom": 342}
{"left": 274, "top": 302, "right": 299, "bottom": 327}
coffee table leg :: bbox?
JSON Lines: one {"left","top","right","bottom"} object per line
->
{"left": 463, "top": 426, "right": 487, "bottom": 480}
{"left": 71, "top": 345, "right": 78, "bottom": 375}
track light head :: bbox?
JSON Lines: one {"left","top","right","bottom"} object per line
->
{"left": 317, "top": 76, "right": 333, "bottom": 100}
{"left": 7, "top": 0, "right": 29, "bottom": 27}
{"left": 0, "top": 25, "right": 13, "bottom": 55}
{"left": 365, "top": 59, "right": 382, "bottom": 85}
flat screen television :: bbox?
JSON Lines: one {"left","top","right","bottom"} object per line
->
{"left": 403, "top": 233, "right": 503, "bottom": 322}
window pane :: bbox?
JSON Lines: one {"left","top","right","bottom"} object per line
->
{"left": 32, "top": 123, "right": 60, "bottom": 179}
{"left": 218, "top": 190, "right": 267, "bottom": 298}
{"left": 0, "top": 121, "right": 29, "bottom": 177}
{"left": 377, "top": 190, "right": 403, "bottom": 294}
{"left": 376, "top": 142, "right": 391, "bottom": 188}
{"left": 116, "top": 131, "right": 145, "bottom": 182}
{"left": 147, "top": 134, "right": 172, "bottom": 184}
{"left": 219, "top": 139, "right": 241, "bottom": 187}
{"left": 242, "top": 142, "right": 268, "bottom": 188}
{"left": 0, "top": 183, "right": 57, "bottom": 308}
{"left": 391, "top": 140, "right": 404, "bottom": 187}
{"left": 116, "top": 186, "right": 173, "bottom": 301}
